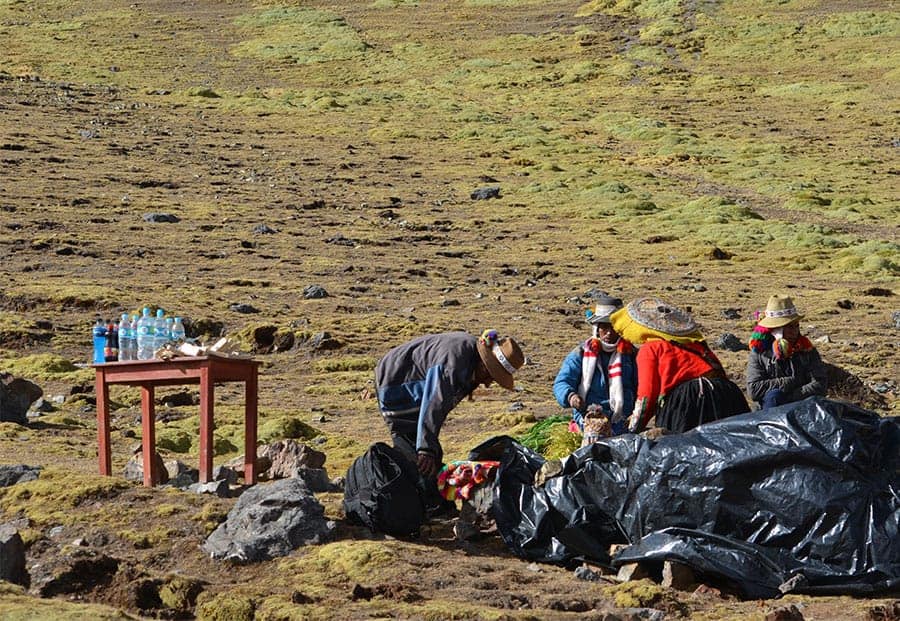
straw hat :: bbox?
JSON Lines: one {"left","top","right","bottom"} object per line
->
{"left": 585, "top": 295, "right": 623, "bottom": 325}
{"left": 476, "top": 331, "right": 525, "bottom": 390}
{"left": 610, "top": 297, "right": 705, "bottom": 345}
{"left": 757, "top": 294, "right": 804, "bottom": 328}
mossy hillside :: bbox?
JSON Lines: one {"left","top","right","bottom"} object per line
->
{"left": 3, "top": 2, "right": 890, "bottom": 284}
{"left": 0, "top": 4, "right": 229, "bottom": 88}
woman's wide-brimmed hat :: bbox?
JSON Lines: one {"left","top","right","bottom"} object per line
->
{"left": 757, "top": 294, "right": 804, "bottom": 328}
{"left": 585, "top": 295, "right": 623, "bottom": 325}
{"left": 610, "top": 297, "right": 705, "bottom": 345}
{"left": 476, "top": 331, "right": 525, "bottom": 390}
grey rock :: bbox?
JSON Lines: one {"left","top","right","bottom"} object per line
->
{"left": 715, "top": 333, "right": 747, "bottom": 352}
{"left": 471, "top": 186, "right": 501, "bottom": 200}
{"left": 123, "top": 451, "right": 169, "bottom": 484}
{"left": 721, "top": 308, "right": 742, "bottom": 320}
{"left": 309, "top": 331, "right": 341, "bottom": 351}
{"left": 0, "top": 465, "right": 41, "bottom": 487}
{"left": 202, "top": 478, "right": 335, "bottom": 563}
{"left": 574, "top": 565, "right": 603, "bottom": 581}
{"left": 260, "top": 439, "right": 326, "bottom": 477}
{"left": 212, "top": 465, "right": 238, "bottom": 485}
{"left": 0, "top": 377, "right": 43, "bottom": 424}
{"left": 303, "top": 284, "right": 329, "bottom": 299}
{"left": 0, "top": 524, "right": 28, "bottom": 587}
{"left": 142, "top": 212, "right": 180, "bottom": 223}
{"left": 253, "top": 224, "right": 278, "bottom": 234}
{"left": 892, "top": 311, "right": 900, "bottom": 330}
{"left": 293, "top": 468, "right": 333, "bottom": 493}
{"left": 188, "top": 480, "right": 231, "bottom": 497}
{"left": 229, "top": 302, "right": 259, "bottom": 314}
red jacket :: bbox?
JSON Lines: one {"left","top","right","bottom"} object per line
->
{"left": 634, "top": 339, "right": 721, "bottom": 425}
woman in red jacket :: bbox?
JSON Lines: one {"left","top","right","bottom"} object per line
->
{"left": 610, "top": 297, "right": 749, "bottom": 433}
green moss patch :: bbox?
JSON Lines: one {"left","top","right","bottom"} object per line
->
{"left": 0, "top": 467, "right": 131, "bottom": 525}
{"left": 232, "top": 7, "right": 369, "bottom": 65}
{"left": 258, "top": 416, "right": 320, "bottom": 444}
{"left": 0, "top": 353, "right": 90, "bottom": 382}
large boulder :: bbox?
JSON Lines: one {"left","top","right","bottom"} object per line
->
{"left": 202, "top": 478, "right": 334, "bottom": 563}
{"left": 0, "top": 376, "right": 43, "bottom": 424}
{"left": 0, "top": 523, "right": 28, "bottom": 587}
{"left": 0, "top": 464, "right": 41, "bottom": 487}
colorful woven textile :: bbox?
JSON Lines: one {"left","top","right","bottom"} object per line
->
{"left": 437, "top": 460, "right": 500, "bottom": 501}
{"left": 749, "top": 324, "right": 814, "bottom": 360}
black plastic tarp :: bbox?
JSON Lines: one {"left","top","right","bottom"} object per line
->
{"left": 469, "top": 397, "right": 900, "bottom": 599}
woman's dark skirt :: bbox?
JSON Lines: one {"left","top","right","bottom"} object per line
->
{"left": 656, "top": 376, "right": 750, "bottom": 433}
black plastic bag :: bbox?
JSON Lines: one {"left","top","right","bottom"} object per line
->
{"left": 471, "top": 398, "right": 900, "bottom": 598}
{"left": 343, "top": 442, "right": 425, "bottom": 536}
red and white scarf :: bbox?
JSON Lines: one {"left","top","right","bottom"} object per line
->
{"left": 580, "top": 336, "right": 625, "bottom": 423}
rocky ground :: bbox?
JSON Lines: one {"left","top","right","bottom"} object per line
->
{"left": 0, "top": 0, "right": 898, "bottom": 619}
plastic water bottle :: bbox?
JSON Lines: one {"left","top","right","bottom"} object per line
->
{"left": 164, "top": 317, "right": 174, "bottom": 344}
{"left": 129, "top": 314, "right": 139, "bottom": 359}
{"left": 153, "top": 309, "right": 168, "bottom": 352}
{"left": 136, "top": 307, "right": 154, "bottom": 360}
{"left": 118, "top": 313, "right": 137, "bottom": 361}
{"left": 92, "top": 318, "right": 107, "bottom": 364}
{"left": 170, "top": 317, "right": 186, "bottom": 342}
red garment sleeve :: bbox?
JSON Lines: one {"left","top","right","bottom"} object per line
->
{"left": 635, "top": 342, "right": 662, "bottom": 425}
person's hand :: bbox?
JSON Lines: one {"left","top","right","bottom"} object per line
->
{"left": 568, "top": 393, "right": 584, "bottom": 411}
{"left": 627, "top": 413, "right": 642, "bottom": 433}
{"left": 417, "top": 451, "right": 437, "bottom": 478}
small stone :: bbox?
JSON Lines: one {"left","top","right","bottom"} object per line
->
{"left": 574, "top": 565, "right": 603, "bottom": 582}
{"left": 715, "top": 333, "right": 747, "bottom": 352}
{"left": 303, "top": 285, "right": 328, "bottom": 299}
{"left": 814, "top": 335, "right": 831, "bottom": 344}
{"left": 253, "top": 224, "right": 277, "bottom": 234}
{"left": 616, "top": 562, "right": 650, "bottom": 582}
{"left": 764, "top": 604, "right": 805, "bottom": 621}
{"left": 661, "top": 560, "right": 695, "bottom": 591}
{"left": 470, "top": 186, "right": 501, "bottom": 200}
{"left": 142, "top": 212, "right": 179, "bottom": 223}
{"left": 229, "top": 303, "right": 259, "bottom": 314}
{"left": 709, "top": 247, "right": 733, "bottom": 260}
{"left": 526, "top": 562, "right": 543, "bottom": 572}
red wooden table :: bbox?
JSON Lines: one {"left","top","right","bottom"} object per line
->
{"left": 93, "top": 356, "right": 260, "bottom": 487}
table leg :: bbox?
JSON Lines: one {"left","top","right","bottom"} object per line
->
{"left": 244, "top": 369, "right": 258, "bottom": 485}
{"left": 95, "top": 370, "right": 111, "bottom": 476}
{"left": 141, "top": 386, "right": 157, "bottom": 487}
{"left": 199, "top": 367, "right": 214, "bottom": 483}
